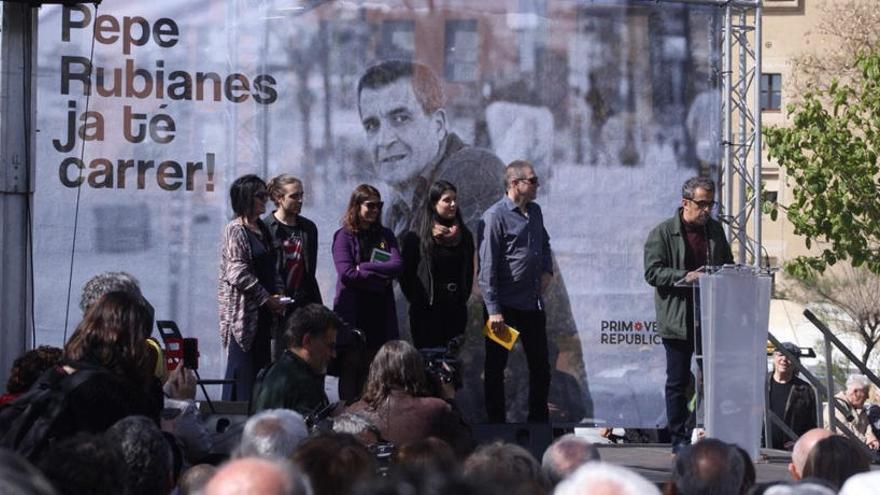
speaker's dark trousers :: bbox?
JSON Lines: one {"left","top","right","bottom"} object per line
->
{"left": 663, "top": 325, "right": 702, "bottom": 446}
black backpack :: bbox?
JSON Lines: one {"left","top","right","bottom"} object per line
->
{"left": 0, "top": 366, "right": 104, "bottom": 461}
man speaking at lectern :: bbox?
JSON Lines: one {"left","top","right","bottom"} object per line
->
{"left": 644, "top": 176, "right": 733, "bottom": 454}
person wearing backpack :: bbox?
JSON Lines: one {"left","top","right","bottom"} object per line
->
{"left": 0, "top": 291, "right": 162, "bottom": 461}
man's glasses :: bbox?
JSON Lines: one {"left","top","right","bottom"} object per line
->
{"left": 363, "top": 201, "right": 384, "bottom": 210}
{"left": 687, "top": 199, "right": 716, "bottom": 210}
{"left": 516, "top": 176, "right": 540, "bottom": 185}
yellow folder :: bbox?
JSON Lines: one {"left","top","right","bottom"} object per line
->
{"left": 483, "top": 321, "right": 520, "bottom": 350}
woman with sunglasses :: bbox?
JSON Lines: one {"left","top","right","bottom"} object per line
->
{"left": 218, "top": 174, "right": 284, "bottom": 401}
{"left": 331, "top": 184, "right": 403, "bottom": 401}
{"left": 400, "top": 180, "right": 474, "bottom": 350}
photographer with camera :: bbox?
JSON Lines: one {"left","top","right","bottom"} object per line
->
{"left": 345, "top": 340, "right": 473, "bottom": 457}
{"left": 252, "top": 304, "right": 341, "bottom": 417}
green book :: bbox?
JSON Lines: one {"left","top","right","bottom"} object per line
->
{"left": 370, "top": 247, "right": 391, "bottom": 263}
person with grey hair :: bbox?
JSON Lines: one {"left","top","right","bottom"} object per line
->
{"left": 104, "top": 415, "right": 174, "bottom": 495}
{"left": 824, "top": 374, "right": 879, "bottom": 449}
{"left": 462, "top": 441, "right": 548, "bottom": 492}
{"left": 203, "top": 457, "right": 311, "bottom": 495}
{"left": 79, "top": 271, "right": 143, "bottom": 313}
{"left": 238, "top": 409, "right": 309, "bottom": 460}
{"left": 541, "top": 433, "right": 600, "bottom": 486}
{"left": 644, "top": 176, "right": 733, "bottom": 453}
{"left": 554, "top": 461, "right": 660, "bottom": 495}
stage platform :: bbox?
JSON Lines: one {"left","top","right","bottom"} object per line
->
{"left": 595, "top": 444, "right": 793, "bottom": 485}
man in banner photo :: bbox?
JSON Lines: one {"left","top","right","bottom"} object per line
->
{"left": 356, "top": 60, "right": 505, "bottom": 236}
{"left": 478, "top": 160, "right": 553, "bottom": 424}
{"left": 643, "top": 176, "right": 733, "bottom": 453}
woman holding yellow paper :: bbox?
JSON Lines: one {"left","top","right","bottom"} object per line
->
{"left": 400, "top": 180, "right": 474, "bottom": 350}
{"left": 331, "top": 184, "right": 403, "bottom": 400}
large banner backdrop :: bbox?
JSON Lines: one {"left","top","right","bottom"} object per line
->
{"left": 34, "top": 0, "right": 722, "bottom": 426}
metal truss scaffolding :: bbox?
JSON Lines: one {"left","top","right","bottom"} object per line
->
{"left": 721, "top": 0, "right": 763, "bottom": 266}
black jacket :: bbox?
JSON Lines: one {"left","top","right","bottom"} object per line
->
{"left": 262, "top": 213, "right": 322, "bottom": 306}
{"left": 767, "top": 374, "right": 817, "bottom": 448}
{"left": 399, "top": 229, "right": 474, "bottom": 309}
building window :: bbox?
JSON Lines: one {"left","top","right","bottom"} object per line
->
{"left": 444, "top": 20, "right": 479, "bottom": 82}
{"left": 761, "top": 73, "right": 782, "bottom": 111}
{"left": 379, "top": 21, "right": 414, "bottom": 61}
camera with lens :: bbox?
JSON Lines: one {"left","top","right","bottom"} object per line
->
{"left": 419, "top": 336, "right": 463, "bottom": 396}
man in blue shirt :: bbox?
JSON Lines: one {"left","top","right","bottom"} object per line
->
{"left": 478, "top": 160, "right": 553, "bottom": 423}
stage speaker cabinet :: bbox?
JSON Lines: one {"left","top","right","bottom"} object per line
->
{"left": 471, "top": 423, "right": 554, "bottom": 460}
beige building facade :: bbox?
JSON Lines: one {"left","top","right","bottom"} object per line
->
{"left": 760, "top": 0, "right": 834, "bottom": 272}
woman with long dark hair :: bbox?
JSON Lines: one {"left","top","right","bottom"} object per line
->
{"left": 331, "top": 184, "right": 403, "bottom": 401}
{"left": 13, "top": 291, "right": 162, "bottom": 460}
{"left": 345, "top": 340, "right": 472, "bottom": 456}
{"left": 218, "top": 174, "right": 284, "bottom": 401}
{"left": 400, "top": 180, "right": 474, "bottom": 349}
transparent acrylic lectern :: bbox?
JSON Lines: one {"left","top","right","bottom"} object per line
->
{"left": 693, "top": 265, "right": 772, "bottom": 459}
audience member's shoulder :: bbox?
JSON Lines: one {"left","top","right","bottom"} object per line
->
{"left": 415, "top": 395, "right": 453, "bottom": 414}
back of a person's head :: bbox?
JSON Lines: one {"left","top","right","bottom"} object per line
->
{"left": 104, "top": 416, "right": 172, "bottom": 495}
{"left": 554, "top": 461, "right": 660, "bottom": 495}
{"left": 673, "top": 439, "right": 744, "bottom": 495}
{"left": 283, "top": 304, "right": 342, "bottom": 348}
{"left": 541, "top": 433, "right": 600, "bottom": 486}
{"left": 37, "top": 433, "right": 127, "bottom": 495}
{"left": 838, "top": 470, "right": 880, "bottom": 495}
{"left": 462, "top": 441, "right": 547, "bottom": 491}
{"left": 362, "top": 341, "right": 429, "bottom": 406}
{"left": 293, "top": 432, "right": 377, "bottom": 495}
{"left": 789, "top": 428, "right": 833, "bottom": 480}
{"left": 203, "top": 457, "right": 311, "bottom": 495}
{"left": 395, "top": 437, "right": 458, "bottom": 474}
{"left": 239, "top": 409, "right": 309, "bottom": 460}
{"left": 79, "top": 271, "right": 142, "bottom": 313}
{"left": 801, "top": 435, "right": 871, "bottom": 490}
{"left": 64, "top": 291, "right": 152, "bottom": 381}
{"left": 178, "top": 464, "right": 216, "bottom": 495}
{"left": 5, "top": 346, "right": 63, "bottom": 395}
{"left": 0, "top": 449, "right": 58, "bottom": 495}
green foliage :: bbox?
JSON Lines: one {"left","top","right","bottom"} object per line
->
{"left": 764, "top": 50, "right": 880, "bottom": 278}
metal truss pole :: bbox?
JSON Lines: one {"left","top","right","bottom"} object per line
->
{"left": 719, "top": 0, "right": 762, "bottom": 266}
{"left": 0, "top": 3, "right": 36, "bottom": 390}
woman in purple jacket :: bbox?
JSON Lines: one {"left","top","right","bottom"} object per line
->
{"left": 332, "top": 184, "right": 403, "bottom": 401}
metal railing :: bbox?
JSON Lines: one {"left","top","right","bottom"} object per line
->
{"left": 765, "top": 310, "right": 879, "bottom": 459}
